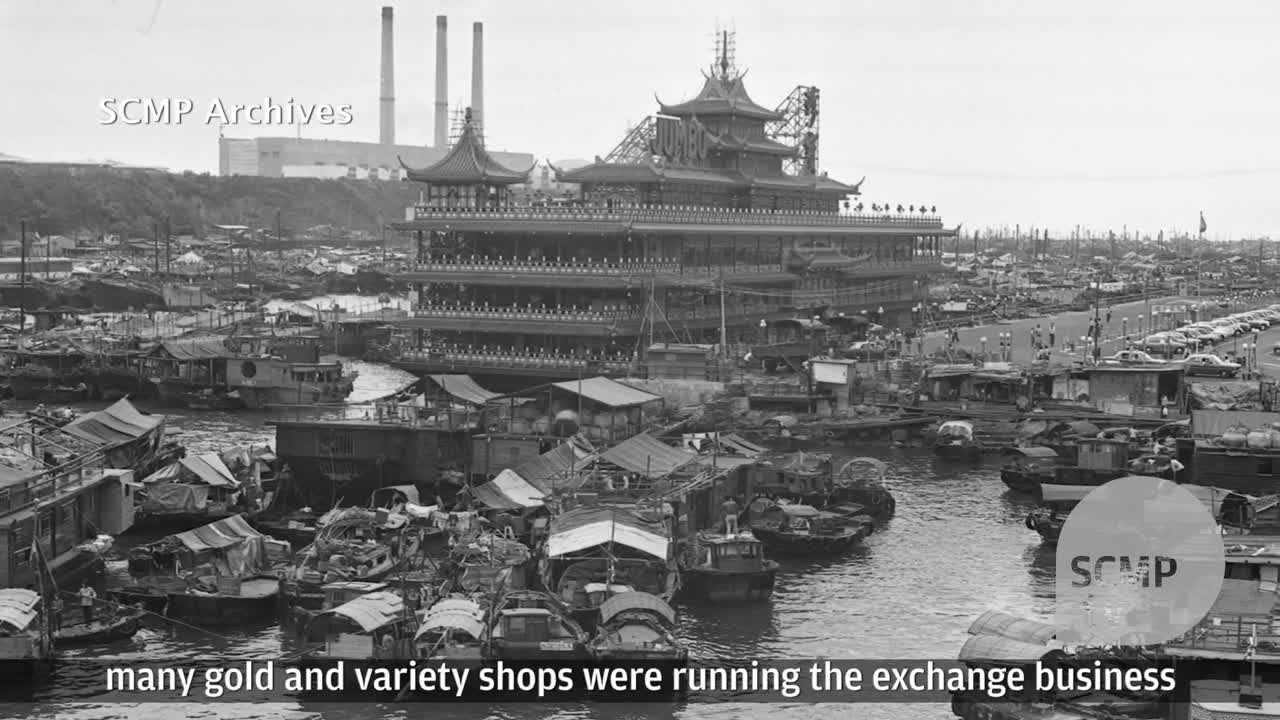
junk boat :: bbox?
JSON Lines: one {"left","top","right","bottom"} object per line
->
{"left": 131, "top": 451, "right": 255, "bottom": 533}
{"left": 1024, "top": 483, "right": 1090, "bottom": 544}
{"left": 299, "top": 590, "right": 416, "bottom": 670}
{"left": 832, "top": 456, "right": 897, "bottom": 521}
{"left": 413, "top": 597, "right": 486, "bottom": 660}
{"left": 538, "top": 504, "right": 678, "bottom": 633}
{"left": 122, "top": 514, "right": 289, "bottom": 626}
{"left": 933, "top": 420, "right": 982, "bottom": 460}
{"left": 678, "top": 531, "right": 777, "bottom": 604}
{"left": 280, "top": 506, "right": 425, "bottom": 610}
{"left": 588, "top": 591, "right": 687, "bottom": 668}
{"left": 440, "top": 527, "right": 533, "bottom": 596}
{"left": 486, "top": 589, "right": 590, "bottom": 661}
{"left": 0, "top": 588, "right": 52, "bottom": 671}
{"left": 747, "top": 501, "right": 870, "bottom": 555}
{"left": 999, "top": 446, "right": 1062, "bottom": 495}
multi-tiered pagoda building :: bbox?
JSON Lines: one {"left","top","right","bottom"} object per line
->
{"left": 389, "top": 40, "right": 954, "bottom": 389}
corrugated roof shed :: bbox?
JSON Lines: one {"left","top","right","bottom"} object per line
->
{"left": 551, "top": 377, "right": 662, "bottom": 409}
{"left": 427, "top": 375, "right": 499, "bottom": 406}
{"left": 63, "top": 397, "right": 161, "bottom": 446}
{"left": 598, "top": 434, "right": 697, "bottom": 478}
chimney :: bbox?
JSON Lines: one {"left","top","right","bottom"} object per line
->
{"left": 471, "top": 22, "right": 484, "bottom": 134}
{"left": 434, "top": 16, "right": 448, "bottom": 148}
{"left": 379, "top": 7, "right": 395, "bottom": 145}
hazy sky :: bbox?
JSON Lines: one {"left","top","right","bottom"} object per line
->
{"left": 3, "top": 0, "right": 1279, "bottom": 238}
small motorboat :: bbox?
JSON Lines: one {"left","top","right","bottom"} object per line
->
{"left": 999, "top": 446, "right": 1062, "bottom": 494}
{"left": 933, "top": 420, "right": 982, "bottom": 460}
{"left": 53, "top": 608, "right": 144, "bottom": 648}
{"left": 748, "top": 502, "right": 869, "bottom": 555}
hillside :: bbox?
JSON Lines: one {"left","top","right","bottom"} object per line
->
{"left": 0, "top": 165, "right": 425, "bottom": 240}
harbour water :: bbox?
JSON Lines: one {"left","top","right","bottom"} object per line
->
{"left": 17, "top": 395, "right": 1055, "bottom": 720}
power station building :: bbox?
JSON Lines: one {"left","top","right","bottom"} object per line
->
{"left": 217, "top": 10, "right": 532, "bottom": 180}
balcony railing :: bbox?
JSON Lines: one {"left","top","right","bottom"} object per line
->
{"left": 411, "top": 203, "right": 947, "bottom": 229}
{"left": 411, "top": 304, "right": 644, "bottom": 323}
{"left": 390, "top": 256, "right": 941, "bottom": 278}
{"left": 396, "top": 349, "right": 635, "bottom": 373}
{"left": 1166, "top": 612, "right": 1280, "bottom": 657}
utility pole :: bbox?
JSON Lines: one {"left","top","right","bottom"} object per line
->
{"left": 719, "top": 264, "right": 727, "bottom": 357}
{"left": 165, "top": 216, "right": 172, "bottom": 275}
{"left": 153, "top": 222, "right": 160, "bottom": 275}
{"left": 18, "top": 221, "right": 26, "bottom": 341}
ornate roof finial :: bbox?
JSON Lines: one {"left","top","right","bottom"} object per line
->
{"left": 464, "top": 106, "right": 474, "bottom": 123}
{"left": 719, "top": 30, "right": 730, "bottom": 80}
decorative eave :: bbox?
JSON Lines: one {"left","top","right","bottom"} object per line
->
{"left": 400, "top": 112, "right": 533, "bottom": 186}
{"left": 704, "top": 129, "right": 797, "bottom": 157}
{"left": 656, "top": 71, "right": 784, "bottom": 122}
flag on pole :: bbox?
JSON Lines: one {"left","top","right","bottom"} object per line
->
{"left": 1200, "top": 212, "right": 1208, "bottom": 234}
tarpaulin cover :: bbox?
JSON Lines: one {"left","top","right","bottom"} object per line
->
{"left": 180, "top": 453, "right": 238, "bottom": 488}
{"left": 472, "top": 471, "right": 549, "bottom": 510}
{"left": 546, "top": 506, "right": 669, "bottom": 560}
{"left": 958, "top": 634, "right": 1064, "bottom": 664}
{"left": 598, "top": 434, "right": 697, "bottom": 478}
{"left": 160, "top": 338, "right": 234, "bottom": 361}
{"left": 63, "top": 397, "right": 162, "bottom": 447}
{"left": 966, "top": 610, "right": 1056, "bottom": 644}
{"left": 169, "top": 514, "right": 263, "bottom": 553}
{"left": 427, "top": 375, "right": 499, "bottom": 406}
{"left": 551, "top": 376, "right": 661, "bottom": 408}
{"left": 0, "top": 589, "right": 40, "bottom": 631}
{"left": 325, "top": 591, "right": 406, "bottom": 633}
{"left": 415, "top": 598, "right": 485, "bottom": 641}
{"left": 144, "top": 482, "right": 209, "bottom": 512}
{"left": 599, "top": 591, "right": 676, "bottom": 626}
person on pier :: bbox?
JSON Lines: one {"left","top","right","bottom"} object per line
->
{"left": 78, "top": 581, "right": 97, "bottom": 625}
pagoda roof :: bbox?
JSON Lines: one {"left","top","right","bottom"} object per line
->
{"left": 657, "top": 71, "right": 783, "bottom": 122}
{"left": 400, "top": 114, "right": 532, "bottom": 185}
{"left": 555, "top": 160, "right": 861, "bottom": 196}
{"left": 705, "top": 130, "right": 796, "bottom": 157}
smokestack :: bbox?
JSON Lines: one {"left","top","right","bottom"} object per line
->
{"left": 471, "top": 22, "right": 483, "bottom": 134}
{"left": 379, "top": 7, "right": 395, "bottom": 145}
{"left": 434, "top": 16, "right": 448, "bottom": 148}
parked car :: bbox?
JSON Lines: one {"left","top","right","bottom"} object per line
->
{"left": 843, "top": 340, "right": 890, "bottom": 360}
{"left": 1141, "top": 336, "right": 1188, "bottom": 358}
{"left": 1103, "top": 350, "right": 1167, "bottom": 366}
{"left": 1180, "top": 353, "right": 1242, "bottom": 378}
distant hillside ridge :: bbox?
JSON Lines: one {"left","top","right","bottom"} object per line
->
{"left": 0, "top": 165, "right": 426, "bottom": 241}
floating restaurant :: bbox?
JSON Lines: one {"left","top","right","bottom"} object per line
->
{"left": 387, "top": 38, "right": 953, "bottom": 388}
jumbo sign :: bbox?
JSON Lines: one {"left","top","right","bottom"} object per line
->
{"left": 649, "top": 116, "right": 708, "bottom": 163}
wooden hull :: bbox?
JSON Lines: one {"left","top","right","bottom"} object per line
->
{"left": 110, "top": 586, "right": 169, "bottom": 615}
{"left": 8, "top": 375, "right": 89, "bottom": 403}
{"left": 1026, "top": 511, "right": 1064, "bottom": 544}
{"left": 934, "top": 442, "right": 983, "bottom": 460}
{"left": 751, "top": 527, "right": 864, "bottom": 555}
{"left": 53, "top": 611, "right": 143, "bottom": 647}
{"left": 1000, "top": 468, "right": 1048, "bottom": 494}
{"left": 236, "top": 382, "right": 355, "bottom": 410}
{"left": 165, "top": 577, "right": 280, "bottom": 627}
{"left": 678, "top": 564, "right": 777, "bottom": 604}
{"left": 130, "top": 510, "right": 245, "bottom": 535}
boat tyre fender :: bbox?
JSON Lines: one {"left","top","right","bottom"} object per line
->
{"left": 1025, "top": 513, "right": 1036, "bottom": 531}
{"left": 825, "top": 430, "right": 837, "bottom": 439}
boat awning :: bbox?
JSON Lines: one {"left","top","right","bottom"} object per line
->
{"left": 598, "top": 433, "right": 698, "bottom": 478}
{"left": 180, "top": 453, "right": 237, "bottom": 487}
{"left": 139, "top": 463, "right": 181, "bottom": 484}
{"left": 1003, "top": 446, "right": 1058, "bottom": 459}
{"left": 159, "top": 338, "right": 234, "bottom": 361}
{"left": 599, "top": 591, "right": 676, "bottom": 626}
{"left": 370, "top": 485, "right": 420, "bottom": 505}
{"left": 546, "top": 505, "right": 669, "bottom": 560}
{"left": 63, "top": 397, "right": 162, "bottom": 446}
{"left": 1178, "top": 485, "right": 1253, "bottom": 517}
{"left": 325, "top": 591, "right": 406, "bottom": 633}
{"left": 551, "top": 377, "right": 662, "bottom": 408}
{"left": 414, "top": 599, "right": 485, "bottom": 641}
{"left": 721, "top": 433, "right": 767, "bottom": 456}
{"left": 773, "top": 504, "right": 822, "bottom": 518}
{"left": 471, "top": 470, "right": 549, "bottom": 510}
{"left": 958, "top": 634, "right": 1064, "bottom": 665}
{"left": 0, "top": 588, "right": 40, "bottom": 631}
{"left": 966, "top": 610, "right": 1057, "bottom": 644}
{"left": 169, "top": 514, "right": 263, "bottom": 553}
{"left": 1040, "top": 484, "right": 1095, "bottom": 504}
{"left": 427, "top": 374, "right": 499, "bottom": 406}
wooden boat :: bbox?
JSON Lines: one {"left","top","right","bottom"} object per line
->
{"left": 832, "top": 456, "right": 897, "bottom": 521}
{"left": 486, "top": 590, "right": 591, "bottom": 661}
{"left": 1025, "top": 483, "right": 1093, "bottom": 544}
{"left": 280, "top": 507, "right": 425, "bottom": 609}
{"left": 678, "top": 531, "right": 777, "bottom": 604}
{"left": 126, "top": 514, "right": 289, "bottom": 627}
{"left": 933, "top": 420, "right": 982, "bottom": 460}
{"left": 589, "top": 591, "right": 687, "bottom": 667}
{"left": 131, "top": 452, "right": 251, "bottom": 533}
{"left": 999, "top": 446, "right": 1062, "bottom": 494}
{"left": 539, "top": 504, "right": 678, "bottom": 633}
{"left": 413, "top": 597, "right": 486, "bottom": 660}
{"left": 52, "top": 607, "right": 143, "bottom": 647}
{"left": 285, "top": 580, "right": 390, "bottom": 632}
{"left": 748, "top": 502, "right": 869, "bottom": 554}
{"left": 294, "top": 590, "right": 417, "bottom": 699}
{"left": 26, "top": 406, "right": 78, "bottom": 427}
{"left": 0, "top": 588, "right": 53, "bottom": 672}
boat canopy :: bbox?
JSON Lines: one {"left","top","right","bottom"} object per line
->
{"left": 837, "top": 456, "right": 887, "bottom": 482}
{"left": 938, "top": 420, "right": 974, "bottom": 435}
{"left": 967, "top": 610, "right": 1057, "bottom": 644}
{"left": 770, "top": 504, "right": 822, "bottom": 518}
{"left": 178, "top": 453, "right": 238, "bottom": 487}
{"left": 598, "top": 433, "right": 698, "bottom": 478}
{"left": 599, "top": 591, "right": 676, "bottom": 627}
{"left": 63, "top": 397, "right": 162, "bottom": 447}
{"left": 958, "top": 634, "right": 1064, "bottom": 665}
{"left": 414, "top": 599, "right": 485, "bottom": 642}
{"left": 321, "top": 591, "right": 406, "bottom": 633}
{"left": 159, "top": 337, "right": 234, "bottom": 361}
{"left": 371, "top": 485, "right": 420, "bottom": 506}
{"left": 170, "top": 513, "right": 263, "bottom": 553}
{"left": 0, "top": 588, "right": 40, "bottom": 632}
{"left": 546, "top": 506, "right": 669, "bottom": 560}
{"left": 1039, "top": 484, "right": 1096, "bottom": 505}
{"left": 1003, "top": 446, "right": 1057, "bottom": 459}
{"left": 551, "top": 377, "right": 661, "bottom": 409}
{"left": 427, "top": 374, "right": 499, "bottom": 407}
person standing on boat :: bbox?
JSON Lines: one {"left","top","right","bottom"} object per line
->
{"left": 722, "top": 496, "right": 741, "bottom": 535}
{"left": 78, "top": 582, "right": 97, "bottom": 625}
{"left": 1048, "top": 322, "right": 1056, "bottom": 349}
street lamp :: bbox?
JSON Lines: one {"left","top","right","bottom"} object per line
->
{"left": 1138, "top": 314, "right": 1145, "bottom": 336}
{"left": 1080, "top": 336, "right": 1088, "bottom": 362}
{"left": 980, "top": 336, "right": 988, "bottom": 360}
{"left": 1243, "top": 343, "right": 1253, "bottom": 375}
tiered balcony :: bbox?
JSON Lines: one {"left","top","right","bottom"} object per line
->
{"left": 408, "top": 203, "right": 948, "bottom": 230}
{"left": 394, "top": 348, "right": 635, "bottom": 377}
{"left": 411, "top": 303, "right": 643, "bottom": 324}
